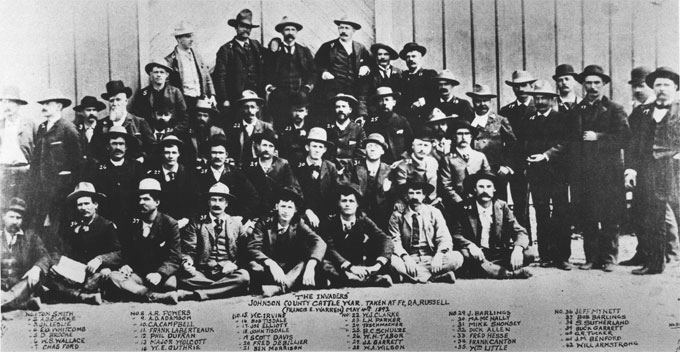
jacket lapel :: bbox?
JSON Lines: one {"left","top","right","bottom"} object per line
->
{"left": 491, "top": 201, "right": 504, "bottom": 246}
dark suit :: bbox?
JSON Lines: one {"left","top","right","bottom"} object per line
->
{"left": 92, "top": 113, "right": 153, "bottom": 161}
{"left": 129, "top": 84, "right": 188, "bottom": 134}
{"left": 395, "top": 68, "right": 438, "bottom": 132}
{"left": 425, "top": 96, "right": 474, "bottom": 123}
{"left": 224, "top": 118, "right": 275, "bottom": 166}
{"left": 294, "top": 159, "right": 340, "bottom": 219}
{"left": 439, "top": 149, "right": 491, "bottom": 205}
{"left": 145, "top": 164, "right": 198, "bottom": 222}
{"left": 471, "top": 113, "right": 516, "bottom": 201}
{"left": 214, "top": 38, "right": 265, "bottom": 107}
{"left": 195, "top": 163, "right": 260, "bottom": 220}
{"left": 1, "top": 228, "right": 50, "bottom": 310}
{"left": 364, "top": 112, "right": 413, "bottom": 164}
{"left": 324, "top": 120, "right": 367, "bottom": 163}
{"left": 243, "top": 157, "right": 300, "bottom": 216}
{"left": 83, "top": 158, "right": 144, "bottom": 226}
{"left": 278, "top": 123, "right": 314, "bottom": 165}
{"left": 348, "top": 160, "right": 391, "bottom": 229}
{"left": 362, "top": 65, "right": 402, "bottom": 116}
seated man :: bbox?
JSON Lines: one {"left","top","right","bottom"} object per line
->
{"left": 453, "top": 171, "right": 534, "bottom": 279}
{"left": 1, "top": 198, "right": 49, "bottom": 311}
{"left": 44, "top": 183, "right": 121, "bottom": 305}
{"left": 348, "top": 133, "right": 392, "bottom": 229}
{"left": 321, "top": 184, "right": 393, "bottom": 287}
{"left": 388, "top": 181, "right": 466, "bottom": 283}
{"left": 179, "top": 183, "right": 250, "bottom": 301}
{"left": 108, "top": 179, "right": 181, "bottom": 304}
{"left": 247, "top": 188, "right": 326, "bottom": 297}
{"left": 185, "top": 98, "right": 225, "bottom": 168}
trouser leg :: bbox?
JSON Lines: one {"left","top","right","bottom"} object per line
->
{"left": 182, "top": 269, "right": 250, "bottom": 300}
{"left": 510, "top": 172, "right": 531, "bottom": 242}
{"left": 666, "top": 202, "right": 680, "bottom": 260}
{"left": 552, "top": 185, "right": 572, "bottom": 263}
{"left": 529, "top": 179, "right": 551, "bottom": 262}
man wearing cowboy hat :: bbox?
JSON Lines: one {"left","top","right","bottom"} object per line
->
{"left": 324, "top": 93, "right": 366, "bottom": 169}
{"left": 499, "top": 70, "right": 538, "bottom": 238}
{"left": 108, "top": 178, "right": 181, "bottom": 304}
{"left": 165, "top": 21, "right": 215, "bottom": 112}
{"left": 452, "top": 171, "right": 534, "bottom": 279}
{"left": 214, "top": 9, "right": 265, "bottom": 110}
{"left": 265, "top": 16, "right": 317, "bottom": 129}
{"left": 248, "top": 187, "right": 326, "bottom": 297}
{"left": 129, "top": 59, "right": 188, "bottom": 134}
{"left": 348, "top": 133, "right": 393, "bottom": 229}
{"left": 391, "top": 130, "right": 439, "bottom": 203}
{"left": 321, "top": 183, "right": 393, "bottom": 287}
{"left": 466, "top": 84, "right": 517, "bottom": 202}
{"left": 364, "top": 86, "right": 413, "bottom": 164}
{"left": 244, "top": 130, "right": 300, "bottom": 216}
{"left": 92, "top": 80, "right": 153, "bottom": 162}
{"left": 625, "top": 66, "right": 680, "bottom": 274}
{"left": 293, "top": 127, "right": 340, "bottom": 228}
{"left": 314, "top": 16, "right": 371, "bottom": 119}
{"left": 195, "top": 135, "right": 260, "bottom": 225}
{"left": 423, "top": 107, "right": 455, "bottom": 162}
{"left": 1, "top": 197, "right": 50, "bottom": 311}
{"left": 73, "top": 96, "right": 107, "bottom": 162}
{"left": 396, "top": 42, "right": 437, "bottom": 131}
{"left": 439, "top": 119, "right": 490, "bottom": 206}
{"left": 224, "top": 90, "right": 275, "bottom": 166}
{"left": 425, "top": 69, "right": 474, "bottom": 124}
{"left": 522, "top": 80, "right": 572, "bottom": 270}
{"left": 552, "top": 64, "right": 581, "bottom": 112}
{"left": 365, "top": 44, "right": 403, "bottom": 101}
{"left": 84, "top": 125, "right": 143, "bottom": 227}
{"left": 570, "top": 64, "right": 629, "bottom": 272}
{"left": 178, "top": 183, "right": 250, "bottom": 301}
{"left": 44, "top": 183, "right": 121, "bottom": 305}
{"left": 278, "top": 92, "right": 315, "bottom": 165}
{"left": 185, "top": 98, "right": 225, "bottom": 167}
{"left": 389, "top": 180, "right": 467, "bottom": 283}
{"left": 0, "top": 86, "right": 36, "bottom": 206}
{"left": 145, "top": 135, "right": 197, "bottom": 229}
{"left": 31, "top": 88, "right": 82, "bottom": 249}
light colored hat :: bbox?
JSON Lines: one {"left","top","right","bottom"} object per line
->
{"left": 275, "top": 16, "right": 303, "bottom": 32}
{"left": 505, "top": 70, "right": 537, "bottom": 86}
{"left": 466, "top": 84, "right": 497, "bottom": 99}
{"left": 434, "top": 69, "right": 460, "bottom": 86}
{"left": 105, "top": 125, "right": 138, "bottom": 148}
{"left": 37, "top": 88, "right": 72, "bottom": 108}
{"left": 236, "top": 90, "right": 264, "bottom": 104}
{"left": 371, "top": 86, "right": 400, "bottom": 101}
{"left": 426, "top": 107, "right": 456, "bottom": 124}
{"left": 306, "top": 127, "right": 334, "bottom": 147}
{"left": 207, "top": 182, "right": 235, "bottom": 200}
{"left": 145, "top": 58, "right": 173, "bottom": 75}
{"left": 329, "top": 93, "right": 358, "bottom": 106}
{"left": 172, "top": 21, "right": 194, "bottom": 37}
{"left": 160, "top": 135, "right": 184, "bottom": 148}
{"left": 194, "top": 98, "right": 218, "bottom": 115}
{"left": 526, "top": 79, "right": 559, "bottom": 97}
{"left": 334, "top": 15, "right": 361, "bottom": 30}
{"left": 138, "top": 178, "right": 162, "bottom": 194}
{"left": 362, "top": 133, "right": 388, "bottom": 150}
{"left": 66, "top": 182, "right": 106, "bottom": 202}
{"left": 0, "top": 86, "right": 27, "bottom": 105}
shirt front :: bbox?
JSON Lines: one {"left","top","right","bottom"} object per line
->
{"left": 471, "top": 112, "right": 490, "bottom": 128}
{"left": 4, "top": 229, "right": 24, "bottom": 247}
{"left": 476, "top": 202, "right": 492, "bottom": 248}
{"left": 210, "top": 165, "right": 224, "bottom": 182}
{"left": 338, "top": 39, "right": 353, "bottom": 55}
{"left": 177, "top": 47, "right": 201, "bottom": 97}
{"left": 162, "top": 164, "right": 179, "bottom": 182}
{"left": 0, "top": 118, "right": 28, "bottom": 165}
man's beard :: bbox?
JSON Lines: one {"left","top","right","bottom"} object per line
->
{"left": 110, "top": 107, "right": 125, "bottom": 121}
{"left": 475, "top": 105, "right": 489, "bottom": 115}
{"left": 336, "top": 112, "right": 348, "bottom": 122}
{"left": 154, "top": 119, "right": 168, "bottom": 131}
{"left": 284, "top": 34, "right": 295, "bottom": 42}
{"left": 433, "top": 129, "right": 447, "bottom": 139}
{"left": 6, "top": 223, "right": 20, "bottom": 234}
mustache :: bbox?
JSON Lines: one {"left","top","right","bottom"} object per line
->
{"left": 210, "top": 206, "right": 223, "bottom": 211}
{"left": 7, "top": 224, "right": 20, "bottom": 233}
{"left": 283, "top": 34, "right": 295, "bottom": 41}
{"left": 478, "top": 192, "right": 492, "bottom": 198}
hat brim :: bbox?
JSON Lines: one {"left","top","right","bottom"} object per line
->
{"left": 398, "top": 182, "right": 435, "bottom": 195}
{"left": 277, "top": 187, "right": 303, "bottom": 207}
{"left": 466, "top": 92, "right": 497, "bottom": 99}
{"left": 145, "top": 62, "right": 173, "bottom": 75}
{"left": 370, "top": 91, "right": 400, "bottom": 101}
{"left": 337, "top": 183, "right": 363, "bottom": 201}
{"left": 399, "top": 46, "right": 426, "bottom": 60}
{"left": 37, "top": 98, "right": 72, "bottom": 108}
{"left": 426, "top": 116, "right": 456, "bottom": 124}
{"left": 333, "top": 20, "right": 361, "bottom": 30}
{"left": 0, "top": 98, "right": 28, "bottom": 105}
{"left": 645, "top": 71, "right": 680, "bottom": 90}
{"left": 5, "top": 205, "right": 26, "bottom": 214}
{"left": 206, "top": 192, "right": 236, "bottom": 201}
{"left": 74, "top": 101, "right": 107, "bottom": 112}
{"left": 101, "top": 88, "right": 132, "bottom": 100}
{"left": 450, "top": 121, "right": 479, "bottom": 137}
{"left": 252, "top": 136, "right": 278, "bottom": 148}
{"left": 193, "top": 107, "right": 219, "bottom": 116}
{"left": 228, "top": 19, "right": 260, "bottom": 28}
{"left": 465, "top": 173, "right": 498, "bottom": 191}
{"left": 237, "top": 97, "right": 264, "bottom": 104}
{"left": 160, "top": 138, "right": 184, "bottom": 148}
{"left": 173, "top": 30, "right": 194, "bottom": 37}
{"left": 105, "top": 131, "right": 139, "bottom": 148}
{"left": 361, "top": 138, "right": 387, "bottom": 150}
{"left": 434, "top": 77, "right": 461, "bottom": 86}
{"left": 505, "top": 79, "right": 538, "bottom": 87}
{"left": 526, "top": 90, "right": 559, "bottom": 98}
{"left": 370, "top": 44, "right": 399, "bottom": 60}
{"left": 552, "top": 73, "right": 579, "bottom": 81}
{"left": 576, "top": 73, "right": 610, "bottom": 84}
{"left": 66, "top": 190, "right": 106, "bottom": 203}
{"left": 275, "top": 22, "right": 303, "bottom": 33}
{"left": 329, "top": 95, "right": 359, "bottom": 106}
{"left": 306, "top": 138, "right": 334, "bottom": 148}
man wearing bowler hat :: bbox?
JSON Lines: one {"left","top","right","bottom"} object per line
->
{"left": 314, "top": 16, "right": 371, "bottom": 119}
{"left": 324, "top": 93, "right": 366, "bottom": 169}
{"left": 278, "top": 92, "right": 315, "bottom": 165}
{"left": 426, "top": 69, "right": 474, "bottom": 123}
{"left": 108, "top": 178, "right": 181, "bottom": 304}
{"left": 570, "top": 65, "right": 629, "bottom": 272}
{"left": 224, "top": 90, "right": 275, "bottom": 166}
{"left": 1, "top": 198, "right": 50, "bottom": 311}
{"left": 396, "top": 42, "right": 438, "bottom": 131}
{"left": 629, "top": 66, "right": 656, "bottom": 109}
{"left": 364, "top": 86, "right": 413, "bottom": 164}
{"left": 625, "top": 66, "right": 680, "bottom": 274}
{"left": 214, "top": 9, "right": 264, "bottom": 111}
{"left": 0, "top": 86, "right": 36, "bottom": 206}
{"left": 265, "top": 16, "right": 317, "bottom": 129}
{"left": 129, "top": 59, "right": 188, "bottom": 134}
{"left": 165, "top": 21, "right": 215, "bottom": 111}
{"left": 73, "top": 96, "right": 106, "bottom": 161}
{"left": 552, "top": 64, "right": 581, "bottom": 112}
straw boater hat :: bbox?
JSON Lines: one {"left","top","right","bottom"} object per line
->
{"left": 552, "top": 64, "right": 579, "bottom": 81}
{"left": 66, "top": 182, "right": 107, "bottom": 203}
{"left": 370, "top": 43, "right": 398, "bottom": 60}
{"left": 399, "top": 42, "right": 426, "bottom": 60}
{"left": 228, "top": 9, "right": 259, "bottom": 28}
{"left": 466, "top": 84, "right": 497, "bottom": 99}
{"left": 3, "top": 197, "right": 27, "bottom": 214}
{"left": 434, "top": 69, "right": 460, "bottom": 86}
{"left": 236, "top": 90, "right": 264, "bottom": 105}
{"left": 526, "top": 79, "right": 559, "bottom": 98}
{"left": 426, "top": 107, "right": 456, "bottom": 124}
{"left": 37, "top": 88, "right": 72, "bottom": 108}
{"left": 145, "top": 58, "right": 173, "bottom": 75}
{"left": 333, "top": 15, "right": 361, "bottom": 30}
{"left": 361, "top": 133, "right": 388, "bottom": 150}
{"left": 206, "top": 182, "right": 235, "bottom": 201}
{"left": 0, "top": 86, "right": 28, "bottom": 105}
{"left": 505, "top": 70, "right": 537, "bottom": 86}
{"left": 329, "top": 93, "right": 358, "bottom": 106}
{"left": 306, "top": 127, "right": 334, "bottom": 148}
{"left": 172, "top": 21, "right": 194, "bottom": 37}
{"left": 645, "top": 66, "right": 680, "bottom": 90}
{"left": 74, "top": 96, "right": 106, "bottom": 112}
{"left": 160, "top": 135, "right": 184, "bottom": 148}
{"left": 576, "top": 65, "right": 610, "bottom": 84}
{"left": 371, "top": 86, "right": 400, "bottom": 101}
{"left": 138, "top": 178, "right": 163, "bottom": 195}
{"left": 101, "top": 80, "right": 132, "bottom": 100}
{"left": 275, "top": 16, "right": 303, "bottom": 32}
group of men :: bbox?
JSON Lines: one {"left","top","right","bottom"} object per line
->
{"left": 1, "top": 9, "right": 679, "bottom": 311}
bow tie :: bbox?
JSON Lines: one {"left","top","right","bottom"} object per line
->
{"left": 655, "top": 103, "right": 671, "bottom": 110}
{"left": 310, "top": 165, "right": 321, "bottom": 172}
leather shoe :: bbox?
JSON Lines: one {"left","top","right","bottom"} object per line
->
{"left": 631, "top": 266, "right": 663, "bottom": 275}
{"left": 371, "top": 275, "right": 393, "bottom": 287}
{"left": 539, "top": 260, "right": 554, "bottom": 268}
{"left": 619, "top": 255, "right": 645, "bottom": 266}
{"left": 601, "top": 263, "right": 615, "bottom": 272}
{"left": 79, "top": 292, "right": 102, "bottom": 305}
{"left": 579, "top": 262, "right": 595, "bottom": 270}
{"left": 555, "top": 261, "right": 574, "bottom": 271}
{"left": 430, "top": 271, "right": 456, "bottom": 283}
{"left": 147, "top": 291, "right": 178, "bottom": 305}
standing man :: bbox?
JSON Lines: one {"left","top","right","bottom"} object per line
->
{"left": 425, "top": 69, "right": 474, "bottom": 123}
{"left": 185, "top": 98, "right": 225, "bottom": 166}
{"left": 552, "top": 64, "right": 581, "bottom": 113}
{"left": 73, "top": 96, "right": 106, "bottom": 162}
{"left": 165, "top": 21, "right": 215, "bottom": 111}
{"left": 224, "top": 90, "right": 275, "bottom": 166}
{"left": 314, "top": 16, "right": 371, "bottom": 119}
{"left": 365, "top": 43, "right": 402, "bottom": 96}
{"left": 0, "top": 86, "right": 35, "bottom": 206}
{"left": 364, "top": 86, "right": 413, "bottom": 164}
{"left": 629, "top": 66, "right": 656, "bottom": 108}
{"left": 214, "top": 9, "right": 264, "bottom": 115}
{"left": 570, "top": 65, "right": 630, "bottom": 271}
{"left": 265, "top": 16, "right": 317, "bottom": 129}
{"left": 324, "top": 93, "right": 366, "bottom": 169}
{"left": 396, "top": 42, "right": 437, "bottom": 132}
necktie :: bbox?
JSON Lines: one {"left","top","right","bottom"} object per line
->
{"left": 655, "top": 103, "right": 670, "bottom": 110}
{"left": 78, "top": 221, "right": 90, "bottom": 234}
{"left": 461, "top": 153, "right": 470, "bottom": 162}
{"left": 168, "top": 171, "right": 176, "bottom": 181}
{"left": 411, "top": 214, "right": 420, "bottom": 248}
{"left": 214, "top": 218, "right": 223, "bottom": 235}
{"left": 285, "top": 45, "right": 292, "bottom": 54}
{"left": 311, "top": 165, "right": 321, "bottom": 179}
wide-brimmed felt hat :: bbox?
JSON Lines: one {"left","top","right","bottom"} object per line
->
{"left": 329, "top": 93, "right": 358, "bottom": 106}
{"left": 434, "top": 69, "right": 460, "bottom": 86}
{"left": 252, "top": 129, "right": 278, "bottom": 148}
{"left": 66, "top": 182, "right": 107, "bottom": 203}
{"left": 160, "top": 134, "right": 184, "bottom": 148}
{"left": 465, "top": 170, "right": 498, "bottom": 191}
{"left": 193, "top": 98, "right": 219, "bottom": 116}
{"left": 74, "top": 96, "right": 106, "bottom": 112}
{"left": 526, "top": 79, "right": 559, "bottom": 98}
{"left": 236, "top": 90, "right": 264, "bottom": 105}
{"left": 505, "top": 70, "right": 537, "bottom": 87}
{"left": 371, "top": 86, "right": 400, "bottom": 101}
{"left": 645, "top": 66, "right": 680, "bottom": 90}
{"left": 552, "top": 64, "right": 579, "bottom": 81}
{"left": 290, "top": 91, "right": 311, "bottom": 110}
{"left": 105, "top": 125, "right": 139, "bottom": 148}
{"left": 4, "top": 197, "right": 27, "bottom": 214}
{"left": 207, "top": 182, "right": 236, "bottom": 200}
{"left": 277, "top": 186, "right": 303, "bottom": 208}
{"left": 426, "top": 107, "right": 456, "bottom": 124}
{"left": 145, "top": 59, "right": 173, "bottom": 75}
{"left": 138, "top": 178, "right": 163, "bottom": 195}
{"left": 399, "top": 42, "right": 426, "bottom": 60}
{"left": 0, "top": 86, "right": 27, "bottom": 105}
{"left": 577, "top": 65, "right": 610, "bottom": 84}
{"left": 370, "top": 43, "right": 398, "bottom": 60}
{"left": 362, "top": 133, "right": 388, "bottom": 150}
{"left": 37, "top": 88, "right": 72, "bottom": 108}
{"left": 466, "top": 84, "right": 497, "bottom": 99}
{"left": 172, "top": 21, "right": 194, "bottom": 37}
{"left": 101, "top": 80, "right": 132, "bottom": 100}
{"left": 228, "top": 9, "right": 260, "bottom": 28}
{"left": 275, "top": 16, "right": 303, "bottom": 32}
{"left": 306, "top": 127, "right": 334, "bottom": 148}
{"left": 450, "top": 119, "right": 479, "bottom": 138}
{"left": 398, "top": 179, "right": 435, "bottom": 196}
{"left": 337, "top": 182, "right": 363, "bottom": 201}
{"left": 628, "top": 66, "right": 652, "bottom": 86}
{"left": 333, "top": 15, "right": 361, "bottom": 30}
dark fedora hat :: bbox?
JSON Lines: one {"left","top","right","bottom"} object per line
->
{"left": 102, "top": 80, "right": 132, "bottom": 100}
{"left": 450, "top": 119, "right": 479, "bottom": 138}
{"left": 465, "top": 170, "right": 498, "bottom": 191}
{"left": 277, "top": 186, "right": 303, "bottom": 208}
{"left": 370, "top": 43, "right": 398, "bottom": 60}
{"left": 337, "top": 182, "right": 363, "bottom": 201}
{"left": 577, "top": 65, "right": 611, "bottom": 84}
{"left": 399, "top": 42, "right": 427, "bottom": 60}
{"left": 629, "top": 66, "right": 652, "bottom": 86}
{"left": 552, "top": 64, "right": 579, "bottom": 81}
{"left": 105, "top": 125, "right": 139, "bottom": 148}
{"left": 4, "top": 197, "right": 27, "bottom": 214}
{"left": 228, "top": 9, "right": 260, "bottom": 28}
{"left": 208, "top": 134, "right": 230, "bottom": 151}
{"left": 74, "top": 96, "right": 106, "bottom": 112}
{"left": 290, "top": 91, "right": 311, "bottom": 110}
{"left": 398, "top": 179, "right": 435, "bottom": 196}
{"left": 333, "top": 15, "right": 361, "bottom": 30}
{"left": 361, "top": 133, "right": 388, "bottom": 150}
{"left": 645, "top": 66, "right": 680, "bottom": 89}
{"left": 66, "top": 182, "right": 107, "bottom": 203}
{"left": 274, "top": 16, "right": 303, "bottom": 33}
{"left": 252, "top": 129, "right": 278, "bottom": 148}
{"left": 412, "top": 128, "right": 435, "bottom": 142}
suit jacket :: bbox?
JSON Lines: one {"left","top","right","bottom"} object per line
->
{"left": 322, "top": 213, "right": 393, "bottom": 266}
{"left": 248, "top": 215, "right": 326, "bottom": 265}
{"left": 32, "top": 118, "right": 82, "bottom": 190}
{"left": 556, "top": 96, "right": 581, "bottom": 113}
{"left": 0, "top": 116, "right": 36, "bottom": 165}
{"left": 214, "top": 38, "right": 265, "bottom": 105}
{"left": 165, "top": 46, "right": 215, "bottom": 98}
{"left": 58, "top": 214, "right": 122, "bottom": 267}
{"left": 278, "top": 123, "right": 314, "bottom": 165}
{"left": 349, "top": 159, "right": 390, "bottom": 208}
{"left": 186, "top": 124, "right": 226, "bottom": 165}
{"left": 364, "top": 112, "right": 413, "bottom": 164}
{"left": 195, "top": 162, "right": 260, "bottom": 220}
{"left": 122, "top": 212, "right": 181, "bottom": 280}
{"left": 439, "top": 149, "right": 491, "bottom": 204}
{"left": 395, "top": 68, "right": 438, "bottom": 129}
{"left": 499, "top": 99, "right": 537, "bottom": 170}
{"left": 243, "top": 157, "right": 300, "bottom": 215}
{"left": 224, "top": 118, "right": 275, "bottom": 166}
{"left": 92, "top": 113, "right": 153, "bottom": 160}
{"left": 324, "top": 120, "right": 367, "bottom": 160}
{"left": 145, "top": 164, "right": 198, "bottom": 221}
{"left": 519, "top": 109, "right": 567, "bottom": 182}
{"left": 364, "top": 64, "right": 403, "bottom": 96}
{"left": 472, "top": 113, "right": 516, "bottom": 172}
{"left": 83, "top": 158, "right": 144, "bottom": 225}
{"left": 264, "top": 42, "right": 317, "bottom": 91}
{"left": 391, "top": 154, "right": 439, "bottom": 201}
{"left": 181, "top": 214, "right": 247, "bottom": 268}
{"left": 74, "top": 118, "right": 99, "bottom": 163}
{"left": 294, "top": 159, "right": 340, "bottom": 217}
{"left": 128, "top": 84, "right": 188, "bottom": 133}
{"left": 452, "top": 198, "right": 529, "bottom": 252}
{"left": 1, "top": 228, "right": 50, "bottom": 288}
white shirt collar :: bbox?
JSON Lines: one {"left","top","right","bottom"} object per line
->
{"left": 110, "top": 158, "right": 125, "bottom": 167}
{"left": 335, "top": 118, "right": 351, "bottom": 130}
{"left": 471, "top": 112, "right": 490, "bottom": 128}
{"left": 162, "top": 164, "right": 179, "bottom": 175}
